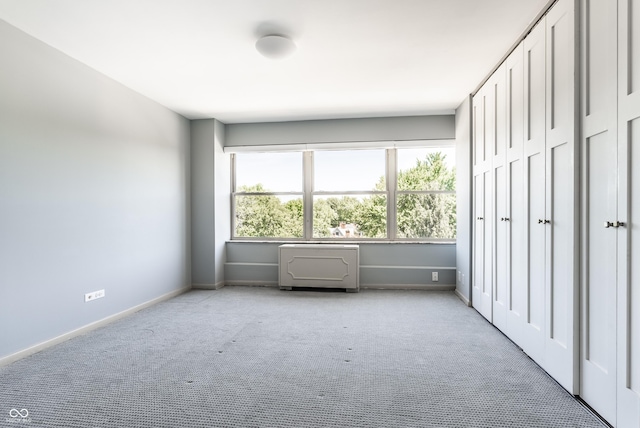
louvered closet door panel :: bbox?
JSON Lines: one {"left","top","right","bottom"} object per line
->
{"left": 618, "top": 0, "right": 640, "bottom": 425}
{"left": 523, "top": 19, "right": 547, "bottom": 365}
{"left": 492, "top": 64, "right": 508, "bottom": 331}
{"left": 543, "top": 0, "right": 577, "bottom": 394}
{"left": 580, "top": 0, "right": 618, "bottom": 423}
{"left": 505, "top": 43, "right": 526, "bottom": 345}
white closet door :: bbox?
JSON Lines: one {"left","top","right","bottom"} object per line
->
{"left": 473, "top": 172, "right": 492, "bottom": 321}
{"left": 580, "top": 0, "right": 618, "bottom": 423}
{"left": 493, "top": 163, "right": 507, "bottom": 330}
{"left": 618, "top": 0, "right": 640, "bottom": 425}
{"left": 617, "top": 109, "right": 640, "bottom": 428}
{"left": 483, "top": 76, "right": 496, "bottom": 322}
{"left": 505, "top": 43, "right": 526, "bottom": 345}
{"left": 474, "top": 169, "right": 493, "bottom": 322}
{"left": 523, "top": 19, "right": 547, "bottom": 364}
{"left": 524, "top": 149, "right": 546, "bottom": 363}
{"left": 543, "top": 0, "right": 578, "bottom": 394}
{"left": 482, "top": 169, "right": 493, "bottom": 320}
{"left": 492, "top": 64, "right": 508, "bottom": 331}
{"left": 473, "top": 87, "right": 493, "bottom": 322}
{"left": 582, "top": 129, "right": 617, "bottom": 420}
{"left": 472, "top": 87, "right": 490, "bottom": 321}
{"left": 473, "top": 91, "right": 485, "bottom": 169}
{"left": 472, "top": 173, "right": 484, "bottom": 315}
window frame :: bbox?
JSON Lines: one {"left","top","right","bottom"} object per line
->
{"left": 231, "top": 152, "right": 305, "bottom": 240}
{"left": 394, "top": 147, "right": 457, "bottom": 241}
{"left": 230, "top": 144, "right": 456, "bottom": 242}
{"left": 309, "top": 150, "right": 389, "bottom": 240}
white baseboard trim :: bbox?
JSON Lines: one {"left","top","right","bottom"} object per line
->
{"left": 454, "top": 288, "right": 472, "bottom": 306}
{"left": 224, "top": 262, "right": 278, "bottom": 267}
{"left": 361, "top": 283, "right": 456, "bottom": 291}
{"left": 192, "top": 281, "right": 225, "bottom": 290}
{"left": 361, "top": 265, "right": 457, "bottom": 270}
{"left": 225, "top": 282, "right": 455, "bottom": 291}
{"left": 0, "top": 286, "right": 191, "bottom": 368}
{"left": 224, "top": 281, "right": 279, "bottom": 287}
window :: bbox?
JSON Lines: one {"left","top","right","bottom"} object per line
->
{"left": 233, "top": 152, "right": 303, "bottom": 238}
{"left": 396, "top": 148, "right": 456, "bottom": 239}
{"left": 313, "top": 149, "right": 387, "bottom": 238}
{"left": 231, "top": 146, "right": 456, "bottom": 241}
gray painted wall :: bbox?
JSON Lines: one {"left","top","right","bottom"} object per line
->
{"left": 225, "top": 115, "right": 455, "bottom": 148}
{"left": 220, "top": 115, "right": 458, "bottom": 290}
{"left": 455, "top": 96, "right": 472, "bottom": 303}
{"left": 190, "top": 119, "right": 229, "bottom": 288}
{"left": 219, "top": 115, "right": 458, "bottom": 289}
{"left": 0, "top": 21, "right": 191, "bottom": 360}
{"left": 226, "top": 242, "right": 456, "bottom": 289}
{"left": 213, "top": 121, "right": 230, "bottom": 286}
{"left": 190, "top": 120, "right": 216, "bottom": 285}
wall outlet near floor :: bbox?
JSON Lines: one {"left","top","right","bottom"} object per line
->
{"left": 85, "top": 289, "right": 105, "bottom": 302}
{"left": 432, "top": 272, "right": 439, "bottom": 282}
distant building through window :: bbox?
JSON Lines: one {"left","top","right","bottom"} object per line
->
{"left": 330, "top": 222, "right": 359, "bottom": 238}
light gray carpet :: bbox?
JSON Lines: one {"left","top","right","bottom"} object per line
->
{"left": 0, "top": 287, "right": 605, "bottom": 428}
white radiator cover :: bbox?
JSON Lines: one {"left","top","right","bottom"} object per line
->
{"left": 278, "top": 244, "right": 359, "bottom": 291}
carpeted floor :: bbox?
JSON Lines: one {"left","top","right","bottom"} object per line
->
{"left": 0, "top": 287, "right": 606, "bottom": 428}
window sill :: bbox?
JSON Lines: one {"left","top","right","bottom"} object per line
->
{"left": 227, "top": 239, "right": 455, "bottom": 245}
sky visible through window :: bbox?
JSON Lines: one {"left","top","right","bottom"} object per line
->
{"left": 235, "top": 152, "right": 302, "bottom": 192}
{"left": 314, "top": 150, "right": 385, "bottom": 191}
{"left": 397, "top": 147, "right": 455, "bottom": 172}
{"left": 236, "top": 147, "right": 455, "bottom": 192}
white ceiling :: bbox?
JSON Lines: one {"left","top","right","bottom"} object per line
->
{"left": 0, "top": 0, "right": 549, "bottom": 123}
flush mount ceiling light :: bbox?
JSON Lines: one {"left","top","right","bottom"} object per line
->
{"left": 255, "top": 34, "right": 296, "bottom": 59}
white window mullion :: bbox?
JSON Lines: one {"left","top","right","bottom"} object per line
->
{"left": 303, "top": 151, "right": 314, "bottom": 239}
{"left": 387, "top": 149, "right": 397, "bottom": 240}
{"left": 230, "top": 153, "right": 237, "bottom": 239}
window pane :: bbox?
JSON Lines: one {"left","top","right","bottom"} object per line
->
{"left": 313, "top": 195, "right": 387, "bottom": 238}
{"left": 396, "top": 193, "right": 457, "bottom": 239}
{"left": 397, "top": 148, "right": 456, "bottom": 191}
{"left": 314, "top": 149, "right": 386, "bottom": 191}
{"left": 235, "top": 152, "right": 302, "bottom": 192}
{"left": 235, "top": 195, "right": 303, "bottom": 238}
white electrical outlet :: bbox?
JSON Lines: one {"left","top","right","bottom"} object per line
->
{"left": 85, "top": 289, "right": 105, "bottom": 302}
{"left": 432, "top": 272, "right": 439, "bottom": 282}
